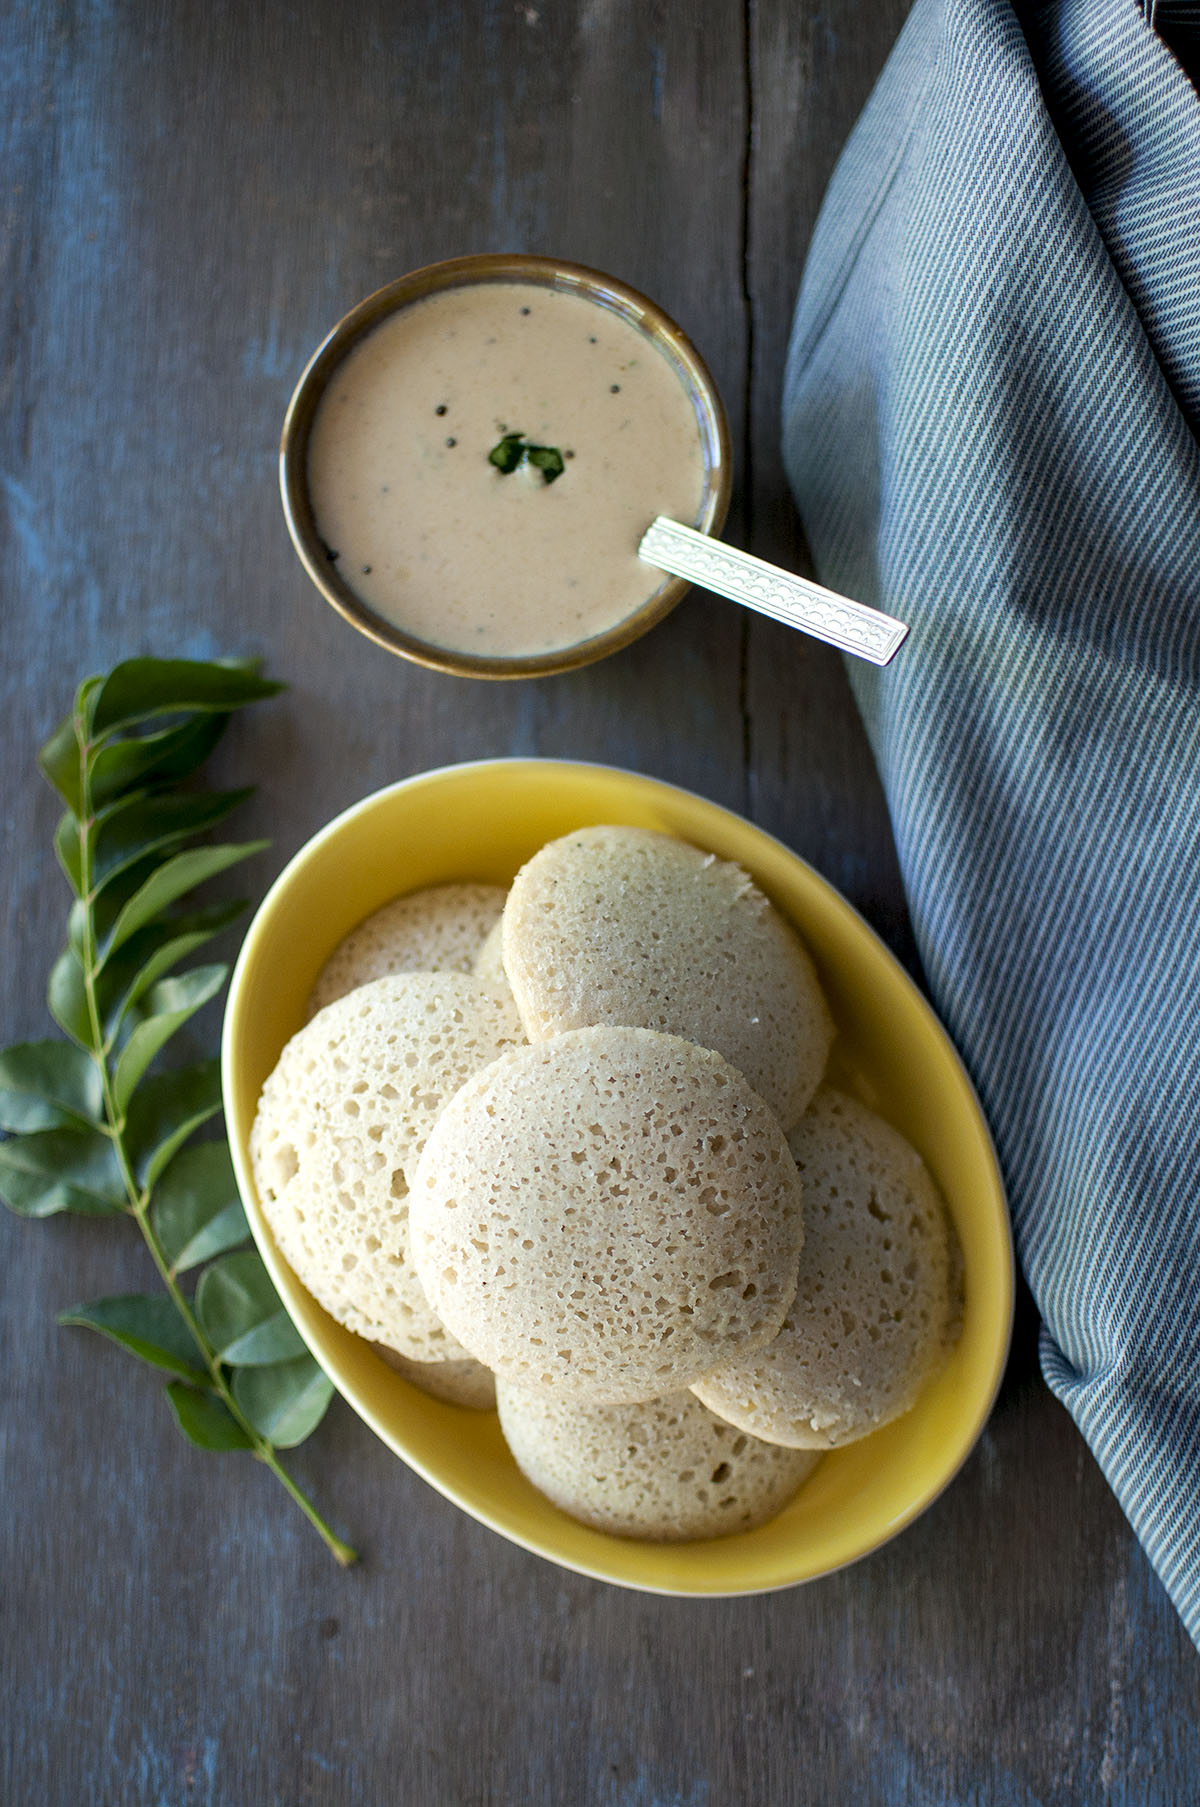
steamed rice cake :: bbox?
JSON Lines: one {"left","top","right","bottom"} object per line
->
{"left": 250, "top": 973, "right": 523, "bottom": 1362}
{"left": 375, "top": 1345, "right": 497, "bottom": 1411}
{"left": 308, "top": 881, "right": 507, "bottom": 1017}
{"left": 692, "top": 1088, "right": 958, "bottom": 1447}
{"left": 410, "top": 1024, "right": 805, "bottom": 1403}
{"left": 501, "top": 826, "right": 832, "bottom": 1128}
{"left": 471, "top": 917, "right": 509, "bottom": 995}
{"left": 496, "top": 1379, "right": 819, "bottom": 1540}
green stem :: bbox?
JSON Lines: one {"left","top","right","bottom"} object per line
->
{"left": 255, "top": 1446, "right": 358, "bottom": 1566}
{"left": 72, "top": 714, "right": 357, "bottom": 1568}
{"left": 129, "top": 1184, "right": 358, "bottom": 1567}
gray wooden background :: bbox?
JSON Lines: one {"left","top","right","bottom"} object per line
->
{"left": 2, "top": 3, "right": 1196, "bottom": 1802}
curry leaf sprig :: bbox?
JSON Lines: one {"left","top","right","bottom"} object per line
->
{"left": 0, "top": 657, "right": 356, "bottom": 1565}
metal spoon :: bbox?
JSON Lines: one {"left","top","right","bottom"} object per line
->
{"left": 638, "top": 516, "right": 908, "bottom": 667}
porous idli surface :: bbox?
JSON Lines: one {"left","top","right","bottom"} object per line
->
{"left": 375, "top": 1346, "right": 497, "bottom": 1411}
{"left": 410, "top": 1025, "right": 805, "bottom": 1403}
{"left": 471, "top": 916, "right": 518, "bottom": 1016}
{"left": 501, "top": 825, "right": 833, "bottom": 1129}
{"left": 496, "top": 1381, "right": 819, "bottom": 1541}
{"left": 308, "top": 882, "right": 507, "bottom": 1016}
{"left": 250, "top": 973, "right": 524, "bottom": 1362}
{"left": 471, "top": 917, "right": 509, "bottom": 995}
{"left": 692, "top": 1088, "right": 958, "bottom": 1447}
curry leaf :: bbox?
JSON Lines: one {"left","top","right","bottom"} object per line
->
{"left": 487, "top": 432, "right": 565, "bottom": 483}
{"left": 151, "top": 1141, "right": 249, "bottom": 1273}
{"left": 165, "top": 1383, "right": 254, "bottom": 1452}
{"left": 36, "top": 674, "right": 103, "bottom": 813}
{"left": 100, "top": 842, "right": 268, "bottom": 962}
{"left": 38, "top": 713, "right": 86, "bottom": 816}
{"left": 0, "top": 1126, "right": 126, "bottom": 1216}
{"left": 47, "top": 948, "right": 91, "bottom": 1047}
{"left": 195, "top": 1250, "right": 308, "bottom": 1366}
{"left": 0, "top": 1041, "right": 103, "bottom": 1132}
{"left": 88, "top": 710, "right": 230, "bottom": 808}
{"left": 58, "top": 1294, "right": 209, "bottom": 1384}
{"left": 90, "top": 787, "right": 254, "bottom": 894}
{"left": 233, "top": 1357, "right": 332, "bottom": 1448}
{"left": 488, "top": 430, "right": 527, "bottom": 473}
{"left": 97, "top": 901, "right": 246, "bottom": 1038}
{"left": 125, "top": 1058, "right": 223, "bottom": 1188}
{"left": 87, "top": 851, "right": 162, "bottom": 954}
{"left": 112, "top": 964, "right": 228, "bottom": 1113}
{"left": 90, "top": 658, "right": 283, "bottom": 735}
{"left": 54, "top": 813, "right": 85, "bottom": 896}
{"left": 526, "top": 443, "right": 565, "bottom": 483}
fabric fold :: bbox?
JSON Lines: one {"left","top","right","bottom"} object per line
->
{"left": 782, "top": 0, "right": 1200, "bottom": 1647}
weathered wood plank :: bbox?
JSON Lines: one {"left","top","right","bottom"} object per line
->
{"left": 1, "top": 2, "right": 1197, "bottom": 1803}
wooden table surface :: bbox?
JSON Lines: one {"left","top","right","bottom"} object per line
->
{"left": 3, "top": 4, "right": 1196, "bottom": 1802}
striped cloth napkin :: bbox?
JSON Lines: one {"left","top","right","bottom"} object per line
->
{"left": 781, "top": 0, "right": 1200, "bottom": 1645}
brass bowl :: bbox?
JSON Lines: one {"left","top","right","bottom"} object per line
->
{"left": 279, "top": 253, "right": 732, "bottom": 680}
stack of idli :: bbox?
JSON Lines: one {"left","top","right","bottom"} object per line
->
{"left": 249, "top": 828, "right": 961, "bottom": 1542}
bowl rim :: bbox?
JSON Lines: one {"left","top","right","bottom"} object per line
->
{"left": 279, "top": 254, "right": 733, "bottom": 680}
{"left": 223, "top": 756, "right": 1015, "bottom": 1594}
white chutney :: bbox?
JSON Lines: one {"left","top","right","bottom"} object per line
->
{"left": 306, "top": 281, "right": 708, "bottom": 660}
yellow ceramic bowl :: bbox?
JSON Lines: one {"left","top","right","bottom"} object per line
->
{"left": 222, "top": 760, "right": 1013, "bottom": 1594}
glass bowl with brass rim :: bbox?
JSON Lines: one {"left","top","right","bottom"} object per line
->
{"left": 279, "top": 254, "right": 732, "bottom": 679}
{"left": 223, "top": 759, "right": 1015, "bottom": 1596}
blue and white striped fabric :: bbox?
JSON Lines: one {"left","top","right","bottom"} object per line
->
{"left": 781, "top": 0, "right": 1200, "bottom": 1645}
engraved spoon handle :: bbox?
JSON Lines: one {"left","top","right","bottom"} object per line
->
{"left": 638, "top": 516, "right": 908, "bottom": 666}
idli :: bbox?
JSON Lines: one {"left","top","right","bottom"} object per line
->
{"left": 692, "top": 1088, "right": 958, "bottom": 1447}
{"left": 497, "top": 1380, "right": 819, "bottom": 1540}
{"left": 308, "top": 881, "right": 507, "bottom": 1016}
{"left": 501, "top": 825, "right": 832, "bottom": 1128}
{"left": 410, "top": 1025, "right": 805, "bottom": 1403}
{"left": 250, "top": 973, "right": 524, "bottom": 1362}
{"left": 375, "top": 1346, "right": 497, "bottom": 1411}
{"left": 471, "top": 917, "right": 509, "bottom": 996}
